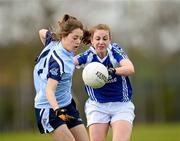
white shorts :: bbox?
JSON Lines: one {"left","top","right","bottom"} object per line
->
{"left": 85, "top": 99, "right": 135, "bottom": 127}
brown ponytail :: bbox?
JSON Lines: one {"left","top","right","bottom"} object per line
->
{"left": 52, "top": 14, "right": 83, "bottom": 41}
{"left": 82, "top": 29, "right": 91, "bottom": 45}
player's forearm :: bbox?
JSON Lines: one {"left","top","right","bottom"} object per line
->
{"left": 115, "top": 58, "right": 135, "bottom": 76}
{"left": 46, "top": 78, "right": 59, "bottom": 110}
{"left": 115, "top": 65, "right": 135, "bottom": 76}
{"left": 46, "top": 89, "right": 59, "bottom": 110}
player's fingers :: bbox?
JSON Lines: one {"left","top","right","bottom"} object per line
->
{"left": 59, "top": 115, "right": 67, "bottom": 121}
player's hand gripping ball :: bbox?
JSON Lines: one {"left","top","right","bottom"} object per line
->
{"left": 82, "top": 62, "right": 109, "bottom": 89}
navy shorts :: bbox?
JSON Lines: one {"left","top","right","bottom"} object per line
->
{"left": 35, "top": 99, "right": 83, "bottom": 134}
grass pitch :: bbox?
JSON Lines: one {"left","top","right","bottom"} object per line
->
{"left": 0, "top": 123, "right": 180, "bottom": 141}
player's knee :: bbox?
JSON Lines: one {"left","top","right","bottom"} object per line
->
{"left": 90, "top": 135, "right": 106, "bottom": 141}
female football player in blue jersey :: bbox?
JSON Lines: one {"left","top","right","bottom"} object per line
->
{"left": 33, "top": 14, "right": 89, "bottom": 141}
{"left": 74, "top": 24, "right": 135, "bottom": 141}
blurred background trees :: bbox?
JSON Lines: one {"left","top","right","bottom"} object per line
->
{"left": 0, "top": 0, "right": 179, "bottom": 132}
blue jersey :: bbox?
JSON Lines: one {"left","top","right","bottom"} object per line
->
{"left": 34, "top": 31, "right": 74, "bottom": 108}
{"left": 76, "top": 43, "right": 133, "bottom": 103}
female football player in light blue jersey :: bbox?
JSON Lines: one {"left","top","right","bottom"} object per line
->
{"left": 33, "top": 14, "right": 89, "bottom": 141}
{"left": 74, "top": 24, "right": 135, "bottom": 141}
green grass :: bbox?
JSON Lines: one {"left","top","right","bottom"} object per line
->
{"left": 131, "top": 123, "right": 180, "bottom": 141}
{"left": 0, "top": 123, "right": 180, "bottom": 141}
{"left": 0, "top": 132, "right": 51, "bottom": 141}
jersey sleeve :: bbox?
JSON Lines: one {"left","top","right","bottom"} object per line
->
{"left": 111, "top": 43, "right": 128, "bottom": 62}
{"left": 76, "top": 53, "right": 87, "bottom": 65}
{"left": 47, "top": 56, "right": 64, "bottom": 81}
{"left": 45, "top": 31, "right": 53, "bottom": 47}
{"left": 76, "top": 47, "right": 94, "bottom": 66}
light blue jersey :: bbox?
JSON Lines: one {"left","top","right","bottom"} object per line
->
{"left": 76, "top": 43, "right": 133, "bottom": 103}
{"left": 34, "top": 31, "right": 74, "bottom": 108}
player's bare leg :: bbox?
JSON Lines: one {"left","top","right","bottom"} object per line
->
{"left": 70, "top": 124, "right": 89, "bottom": 141}
{"left": 50, "top": 124, "right": 75, "bottom": 141}
{"left": 111, "top": 120, "right": 132, "bottom": 141}
{"left": 89, "top": 123, "right": 109, "bottom": 141}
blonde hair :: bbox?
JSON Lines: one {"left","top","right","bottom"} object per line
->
{"left": 82, "top": 24, "right": 111, "bottom": 45}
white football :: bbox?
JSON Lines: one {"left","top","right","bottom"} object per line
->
{"left": 82, "top": 62, "right": 109, "bottom": 89}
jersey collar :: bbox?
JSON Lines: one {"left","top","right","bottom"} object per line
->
{"left": 89, "top": 44, "right": 112, "bottom": 55}
{"left": 58, "top": 42, "right": 74, "bottom": 57}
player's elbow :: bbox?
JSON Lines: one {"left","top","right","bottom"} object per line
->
{"left": 39, "top": 29, "right": 48, "bottom": 38}
{"left": 128, "top": 66, "right": 135, "bottom": 76}
{"left": 39, "top": 29, "right": 48, "bottom": 45}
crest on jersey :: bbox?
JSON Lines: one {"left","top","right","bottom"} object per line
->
{"left": 50, "top": 68, "right": 58, "bottom": 76}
